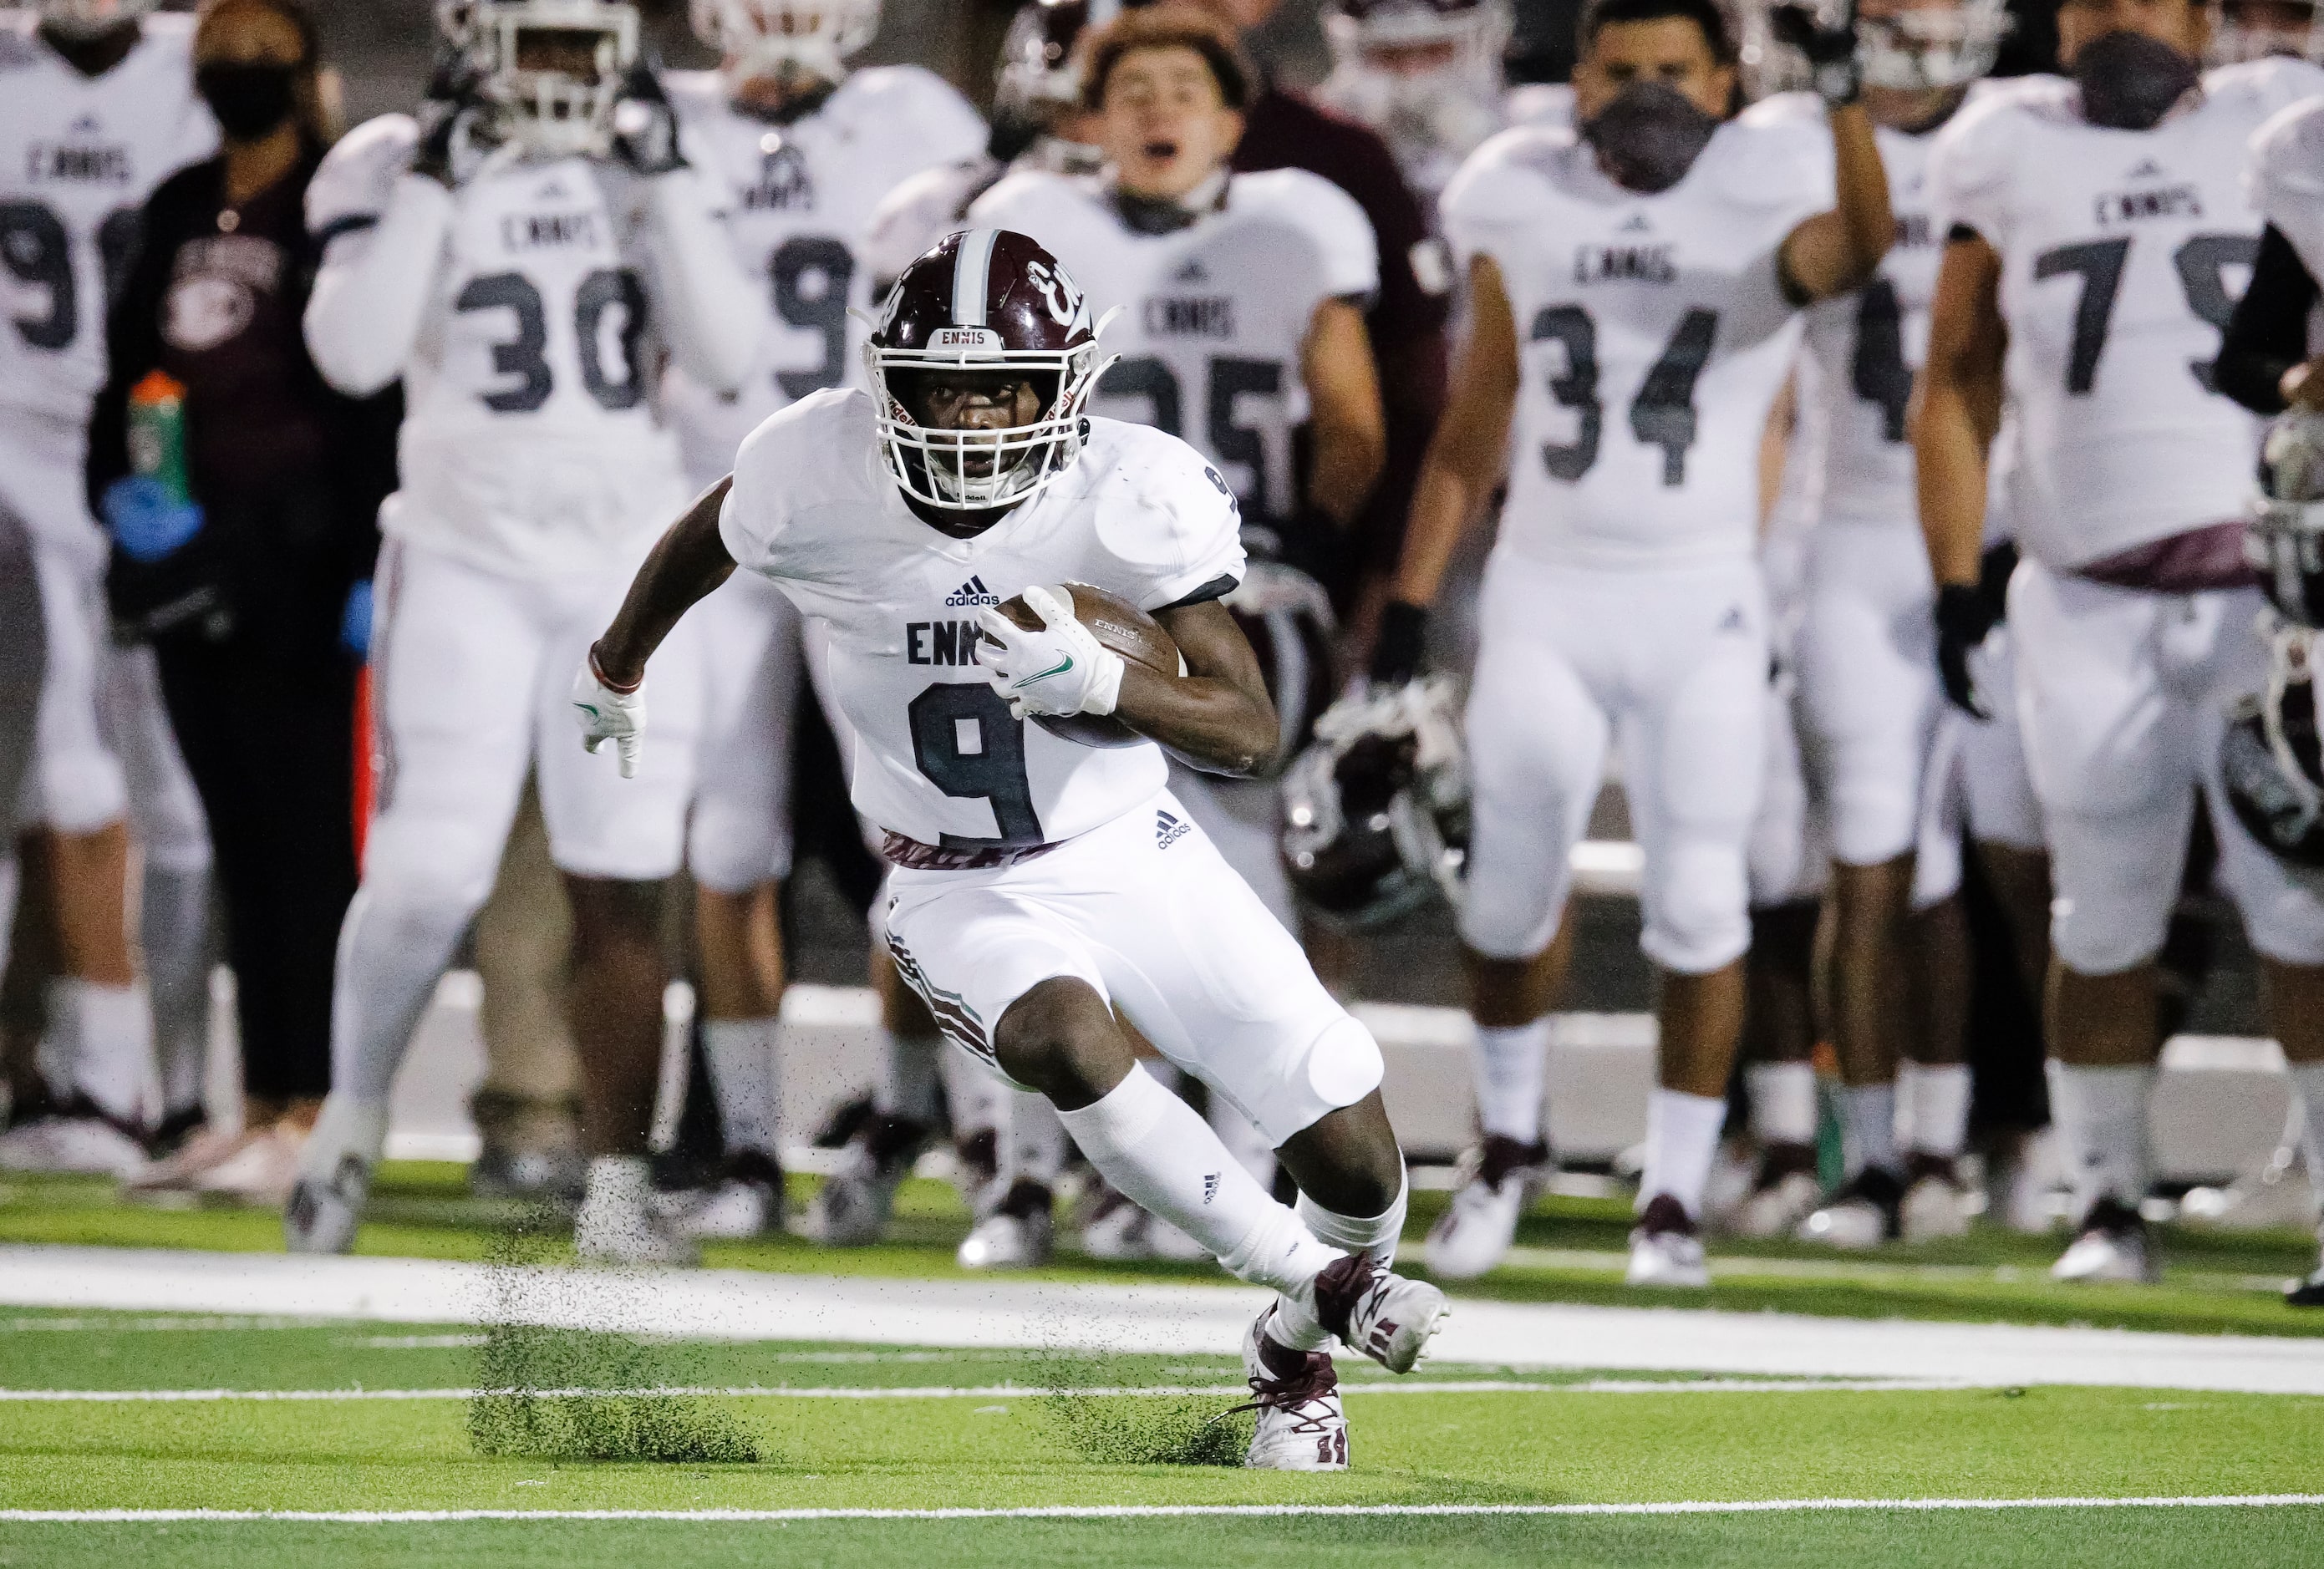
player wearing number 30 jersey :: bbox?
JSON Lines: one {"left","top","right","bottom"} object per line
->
{"left": 1915, "top": 0, "right": 2324, "bottom": 1287}
{"left": 583, "top": 227, "right": 1448, "bottom": 1471}
{"left": 1377, "top": 0, "right": 1895, "bottom": 1288}
{"left": 286, "top": 0, "right": 764, "bottom": 1267}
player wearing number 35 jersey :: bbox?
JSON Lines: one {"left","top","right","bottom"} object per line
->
{"left": 1915, "top": 0, "right": 2324, "bottom": 1286}
{"left": 285, "top": 0, "right": 764, "bottom": 1266}
{"left": 582, "top": 227, "right": 1447, "bottom": 1471}
{"left": 1376, "top": 0, "right": 1895, "bottom": 1287}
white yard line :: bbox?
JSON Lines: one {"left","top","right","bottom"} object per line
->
{"left": 0, "top": 1378, "right": 1973, "bottom": 1403}
{"left": 4, "top": 1245, "right": 2322, "bottom": 1394}
{"left": 5, "top": 1495, "right": 2321, "bottom": 1524}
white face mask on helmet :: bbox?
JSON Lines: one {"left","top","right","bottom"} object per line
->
{"left": 2210, "top": 0, "right": 2324, "bottom": 65}
{"left": 1315, "top": 0, "right": 1511, "bottom": 165}
{"left": 445, "top": 0, "right": 638, "bottom": 160}
{"left": 38, "top": 0, "right": 154, "bottom": 43}
{"left": 690, "top": 0, "right": 879, "bottom": 89}
{"left": 1857, "top": 0, "right": 2011, "bottom": 89}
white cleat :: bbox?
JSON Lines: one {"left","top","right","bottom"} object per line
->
{"left": 1423, "top": 1135, "right": 1547, "bottom": 1280}
{"left": 0, "top": 1107, "right": 148, "bottom": 1177}
{"left": 1077, "top": 1186, "right": 1155, "bottom": 1261}
{"left": 1796, "top": 1168, "right": 1903, "bottom": 1250}
{"left": 1240, "top": 1308, "right": 1348, "bottom": 1471}
{"left": 191, "top": 1125, "right": 304, "bottom": 1206}
{"left": 1899, "top": 1170, "right": 1973, "bottom": 1242}
{"left": 575, "top": 1156, "right": 699, "bottom": 1267}
{"left": 1625, "top": 1194, "right": 1710, "bottom": 1288}
{"left": 1734, "top": 1170, "right": 1823, "bottom": 1240}
{"left": 666, "top": 1152, "right": 784, "bottom": 1240}
{"left": 957, "top": 1182, "right": 1055, "bottom": 1270}
{"left": 283, "top": 1096, "right": 387, "bottom": 1254}
{"left": 2051, "top": 1199, "right": 2158, "bottom": 1284}
{"left": 796, "top": 1119, "right": 920, "bottom": 1246}
{"left": 1305, "top": 1252, "right": 1447, "bottom": 1374}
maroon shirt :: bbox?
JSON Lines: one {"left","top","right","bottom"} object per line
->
{"left": 1234, "top": 82, "right": 1451, "bottom": 586}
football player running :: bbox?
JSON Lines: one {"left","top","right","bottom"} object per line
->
{"left": 1770, "top": 0, "right": 2006, "bottom": 1248}
{"left": 1377, "top": 0, "right": 1896, "bottom": 1286}
{"left": 287, "top": 0, "right": 762, "bottom": 1262}
{"left": 1916, "top": 0, "right": 2324, "bottom": 1283}
{"left": 0, "top": 0, "right": 216, "bottom": 1176}
{"left": 656, "top": 0, "right": 982, "bottom": 1241}
{"left": 581, "top": 228, "right": 1446, "bottom": 1471}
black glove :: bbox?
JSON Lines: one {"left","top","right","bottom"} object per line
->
{"left": 611, "top": 63, "right": 686, "bottom": 177}
{"left": 1976, "top": 537, "right": 2020, "bottom": 624}
{"left": 1370, "top": 600, "right": 1429, "bottom": 688}
{"left": 1770, "top": 0, "right": 1861, "bottom": 108}
{"left": 411, "top": 43, "right": 485, "bottom": 187}
{"left": 1935, "top": 581, "right": 2001, "bottom": 720}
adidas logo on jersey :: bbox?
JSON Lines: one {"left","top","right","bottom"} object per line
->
{"left": 945, "top": 576, "right": 1000, "bottom": 607}
{"left": 1618, "top": 211, "right": 1652, "bottom": 232}
{"left": 1157, "top": 810, "right": 1191, "bottom": 850}
{"left": 1202, "top": 1171, "right": 1220, "bottom": 1205}
{"left": 2126, "top": 158, "right": 2165, "bottom": 180}
{"left": 1173, "top": 256, "right": 1211, "bottom": 284}
{"left": 536, "top": 176, "right": 571, "bottom": 199}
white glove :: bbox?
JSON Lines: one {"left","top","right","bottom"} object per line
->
{"left": 572, "top": 652, "right": 646, "bottom": 778}
{"left": 975, "top": 585, "right": 1125, "bottom": 720}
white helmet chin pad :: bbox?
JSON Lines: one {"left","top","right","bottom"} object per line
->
{"left": 38, "top": 0, "right": 155, "bottom": 40}
{"left": 691, "top": 0, "right": 880, "bottom": 87}
{"left": 448, "top": 0, "right": 639, "bottom": 159}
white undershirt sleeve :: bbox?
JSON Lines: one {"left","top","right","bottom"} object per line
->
{"left": 640, "top": 167, "right": 765, "bottom": 398}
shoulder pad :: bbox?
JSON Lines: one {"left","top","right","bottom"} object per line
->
{"left": 659, "top": 69, "right": 727, "bottom": 124}
{"left": 1441, "top": 126, "right": 1568, "bottom": 226}
{"left": 2206, "top": 55, "right": 2324, "bottom": 119}
{"left": 1228, "top": 168, "right": 1377, "bottom": 293}
{"left": 837, "top": 64, "right": 986, "bottom": 157}
{"left": 2251, "top": 94, "right": 2324, "bottom": 209}
{"left": 308, "top": 114, "right": 420, "bottom": 233}
{"left": 964, "top": 167, "right": 1085, "bottom": 228}
{"left": 1737, "top": 90, "right": 1828, "bottom": 129}
{"left": 0, "top": 14, "right": 37, "bottom": 72}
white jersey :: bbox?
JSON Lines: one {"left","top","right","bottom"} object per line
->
{"left": 1929, "top": 60, "right": 2324, "bottom": 571}
{"left": 2249, "top": 93, "right": 2324, "bottom": 310}
{"left": 1793, "top": 105, "right": 1943, "bottom": 528}
{"left": 1444, "top": 111, "right": 1830, "bottom": 570}
{"left": 661, "top": 65, "right": 984, "bottom": 485}
{"left": 970, "top": 169, "right": 1378, "bottom": 526}
{"left": 0, "top": 12, "right": 213, "bottom": 424}
{"left": 308, "top": 118, "right": 704, "bottom": 577}
{"left": 720, "top": 390, "right": 1244, "bottom": 849}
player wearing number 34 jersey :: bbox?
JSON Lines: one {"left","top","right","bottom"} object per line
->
{"left": 584, "top": 227, "right": 1447, "bottom": 1471}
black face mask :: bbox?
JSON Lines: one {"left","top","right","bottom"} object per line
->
{"left": 2073, "top": 30, "right": 2200, "bottom": 131}
{"left": 1582, "top": 80, "right": 1719, "bottom": 195}
{"left": 196, "top": 63, "right": 299, "bottom": 141}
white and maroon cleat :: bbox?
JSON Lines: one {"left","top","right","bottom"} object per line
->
{"left": 1305, "top": 1251, "right": 1447, "bottom": 1374}
{"left": 1241, "top": 1308, "right": 1349, "bottom": 1471}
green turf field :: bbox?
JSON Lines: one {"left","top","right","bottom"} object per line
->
{"left": 4, "top": 1165, "right": 2323, "bottom": 1565}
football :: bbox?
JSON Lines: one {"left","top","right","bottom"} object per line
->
{"left": 989, "top": 582, "right": 1181, "bottom": 748}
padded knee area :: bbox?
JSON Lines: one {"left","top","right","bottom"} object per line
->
{"left": 1642, "top": 840, "right": 1751, "bottom": 975}
{"left": 2046, "top": 807, "right": 2175, "bottom": 977}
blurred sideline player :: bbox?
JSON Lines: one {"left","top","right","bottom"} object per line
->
{"left": 582, "top": 227, "right": 1447, "bottom": 1470}
{"left": 1762, "top": 0, "right": 2006, "bottom": 1247}
{"left": 0, "top": 0, "right": 217, "bottom": 1175}
{"left": 1380, "top": 0, "right": 1897, "bottom": 1287}
{"left": 1314, "top": 0, "right": 1518, "bottom": 202}
{"left": 2210, "top": 0, "right": 2322, "bottom": 61}
{"left": 287, "top": 0, "right": 761, "bottom": 1262}
{"left": 971, "top": 4, "right": 1386, "bottom": 1263}
{"left": 1916, "top": 0, "right": 2324, "bottom": 1282}
{"left": 2204, "top": 89, "right": 2324, "bottom": 1302}
{"left": 659, "top": 0, "right": 982, "bottom": 1239}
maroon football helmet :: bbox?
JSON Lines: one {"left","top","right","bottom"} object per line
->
{"left": 865, "top": 227, "right": 1113, "bottom": 510}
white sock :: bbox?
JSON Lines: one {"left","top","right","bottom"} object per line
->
{"left": 1208, "top": 1094, "right": 1279, "bottom": 1188}
{"left": 296, "top": 1092, "right": 389, "bottom": 1182}
{"left": 330, "top": 885, "right": 468, "bottom": 1104}
{"left": 1839, "top": 1083, "right": 1899, "bottom": 1178}
{"left": 2047, "top": 1061, "right": 2154, "bottom": 1216}
{"left": 1640, "top": 1088, "right": 1727, "bottom": 1219}
{"left": 879, "top": 1030, "right": 943, "bottom": 1125}
{"left": 1473, "top": 1018, "right": 1551, "bottom": 1145}
{"left": 701, "top": 1016, "right": 781, "bottom": 1156}
{"left": 2285, "top": 1063, "right": 2324, "bottom": 1206}
{"left": 1055, "top": 1064, "right": 1338, "bottom": 1297}
{"left": 1009, "top": 1089, "right": 1068, "bottom": 1186}
{"left": 938, "top": 1039, "right": 1007, "bottom": 1144}
{"left": 1899, "top": 1062, "right": 1971, "bottom": 1160}
{"left": 1297, "top": 1170, "right": 1408, "bottom": 1269}
{"left": 585, "top": 1152, "right": 652, "bottom": 1211}
{"left": 142, "top": 862, "right": 213, "bottom": 1119}
{"left": 69, "top": 979, "right": 153, "bottom": 1125}
{"left": 1747, "top": 1060, "right": 1818, "bottom": 1147}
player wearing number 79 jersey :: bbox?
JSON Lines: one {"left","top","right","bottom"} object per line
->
{"left": 1376, "top": 0, "right": 1895, "bottom": 1287}
{"left": 1915, "top": 0, "right": 2324, "bottom": 1286}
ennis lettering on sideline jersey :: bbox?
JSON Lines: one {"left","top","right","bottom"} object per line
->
{"left": 1928, "top": 59, "right": 2324, "bottom": 570}
{"left": 307, "top": 119, "right": 705, "bottom": 577}
{"left": 969, "top": 170, "right": 1378, "bottom": 526}
{"left": 660, "top": 65, "right": 984, "bottom": 485}
{"left": 1443, "top": 109, "right": 1830, "bottom": 569}
{"left": 718, "top": 389, "right": 1243, "bottom": 849}
{"left": 0, "top": 13, "right": 213, "bottom": 428}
